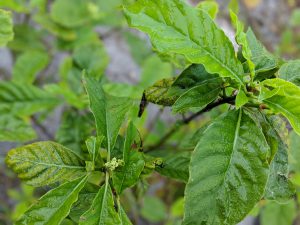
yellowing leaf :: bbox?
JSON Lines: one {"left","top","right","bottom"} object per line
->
{"left": 6, "top": 142, "right": 86, "bottom": 186}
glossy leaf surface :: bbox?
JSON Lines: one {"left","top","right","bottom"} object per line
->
{"left": 184, "top": 109, "right": 270, "bottom": 225}
{"left": 260, "top": 78, "right": 300, "bottom": 135}
{"left": 173, "top": 77, "right": 222, "bottom": 113}
{"left": 124, "top": 0, "right": 244, "bottom": 86}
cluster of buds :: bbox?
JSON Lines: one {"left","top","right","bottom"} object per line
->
{"left": 104, "top": 157, "right": 124, "bottom": 171}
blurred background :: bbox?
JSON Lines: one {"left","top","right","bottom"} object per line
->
{"left": 0, "top": 0, "right": 300, "bottom": 224}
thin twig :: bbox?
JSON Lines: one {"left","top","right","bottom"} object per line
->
{"left": 145, "top": 96, "right": 236, "bottom": 152}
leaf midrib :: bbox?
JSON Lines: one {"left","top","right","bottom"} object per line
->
{"left": 11, "top": 157, "right": 84, "bottom": 169}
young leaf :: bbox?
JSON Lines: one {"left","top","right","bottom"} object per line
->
{"left": 172, "top": 77, "right": 223, "bottom": 113}
{"left": 0, "top": 81, "right": 59, "bottom": 116}
{"left": 112, "top": 122, "right": 145, "bottom": 194}
{"left": 155, "top": 151, "right": 191, "bottom": 183}
{"left": 79, "top": 184, "right": 121, "bottom": 225}
{"left": 278, "top": 60, "right": 300, "bottom": 86}
{"left": 0, "top": 114, "right": 36, "bottom": 142}
{"left": 259, "top": 78, "right": 300, "bottom": 135}
{"left": 73, "top": 41, "right": 109, "bottom": 79}
{"left": 83, "top": 75, "right": 134, "bottom": 153}
{"left": 86, "top": 136, "right": 105, "bottom": 169}
{"left": 0, "top": 9, "right": 14, "bottom": 46}
{"left": 235, "top": 89, "right": 248, "bottom": 109}
{"left": 16, "top": 176, "right": 88, "bottom": 225}
{"left": 197, "top": 1, "right": 219, "bottom": 19}
{"left": 124, "top": 0, "right": 245, "bottom": 86}
{"left": 230, "top": 10, "right": 255, "bottom": 78}
{"left": 12, "top": 51, "right": 49, "bottom": 84}
{"left": 6, "top": 141, "right": 86, "bottom": 186}
{"left": 184, "top": 109, "right": 270, "bottom": 225}
{"left": 246, "top": 28, "right": 278, "bottom": 79}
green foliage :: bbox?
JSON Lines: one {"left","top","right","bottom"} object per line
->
{"left": 0, "top": 9, "right": 14, "bottom": 46}
{"left": 17, "top": 176, "right": 88, "bottom": 225}
{"left": 184, "top": 109, "right": 270, "bottom": 224}
{"left": 12, "top": 51, "right": 49, "bottom": 84}
{"left": 124, "top": 0, "right": 245, "bottom": 86}
{"left": 260, "top": 201, "right": 297, "bottom": 225}
{"left": 2, "top": 0, "right": 300, "bottom": 224}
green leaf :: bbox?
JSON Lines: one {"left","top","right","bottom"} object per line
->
{"left": 50, "top": 0, "right": 101, "bottom": 28}
{"left": 0, "top": 81, "right": 59, "bottom": 116}
{"left": 73, "top": 41, "right": 109, "bottom": 79}
{"left": 289, "top": 131, "right": 300, "bottom": 173}
{"left": 145, "top": 64, "right": 222, "bottom": 107}
{"left": 0, "top": 114, "right": 36, "bottom": 142}
{"left": 261, "top": 116, "right": 295, "bottom": 202}
{"left": 246, "top": 28, "right": 278, "bottom": 78}
{"left": 119, "top": 206, "right": 133, "bottom": 225}
{"left": 170, "top": 64, "right": 220, "bottom": 97}
{"left": 16, "top": 176, "right": 88, "bottom": 225}
{"left": 6, "top": 141, "right": 86, "bottom": 186}
{"left": 278, "top": 60, "right": 300, "bottom": 86}
{"left": 79, "top": 184, "right": 121, "bottom": 225}
{"left": 144, "top": 77, "right": 177, "bottom": 106}
{"left": 197, "top": 1, "right": 219, "bottom": 19}
{"left": 260, "top": 201, "right": 296, "bottom": 225}
{"left": 230, "top": 10, "right": 255, "bottom": 78}
{"left": 235, "top": 89, "right": 248, "bottom": 109}
{"left": 112, "top": 122, "right": 145, "bottom": 194}
{"left": 184, "top": 109, "right": 270, "bottom": 225}
{"left": 86, "top": 136, "right": 105, "bottom": 169}
{"left": 34, "top": 14, "right": 76, "bottom": 41}
{"left": 141, "top": 196, "right": 167, "bottom": 223}
{"left": 172, "top": 77, "right": 222, "bottom": 113}
{"left": 69, "top": 183, "right": 98, "bottom": 223}
{"left": 124, "top": 0, "right": 244, "bottom": 86}
{"left": 83, "top": 75, "right": 134, "bottom": 153}
{"left": 259, "top": 78, "right": 300, "bottom": 135}
{"left": 12, "top": 51, "right": 49, "bottom": 84}
{"left": 155, "top": 151, "right": 190, "bottom": 183}
{"left": 0, "top": 9, "right": 14, "bottom": 46}
{"left": 8, "top": 24, "right": 45, "bottom": 52}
